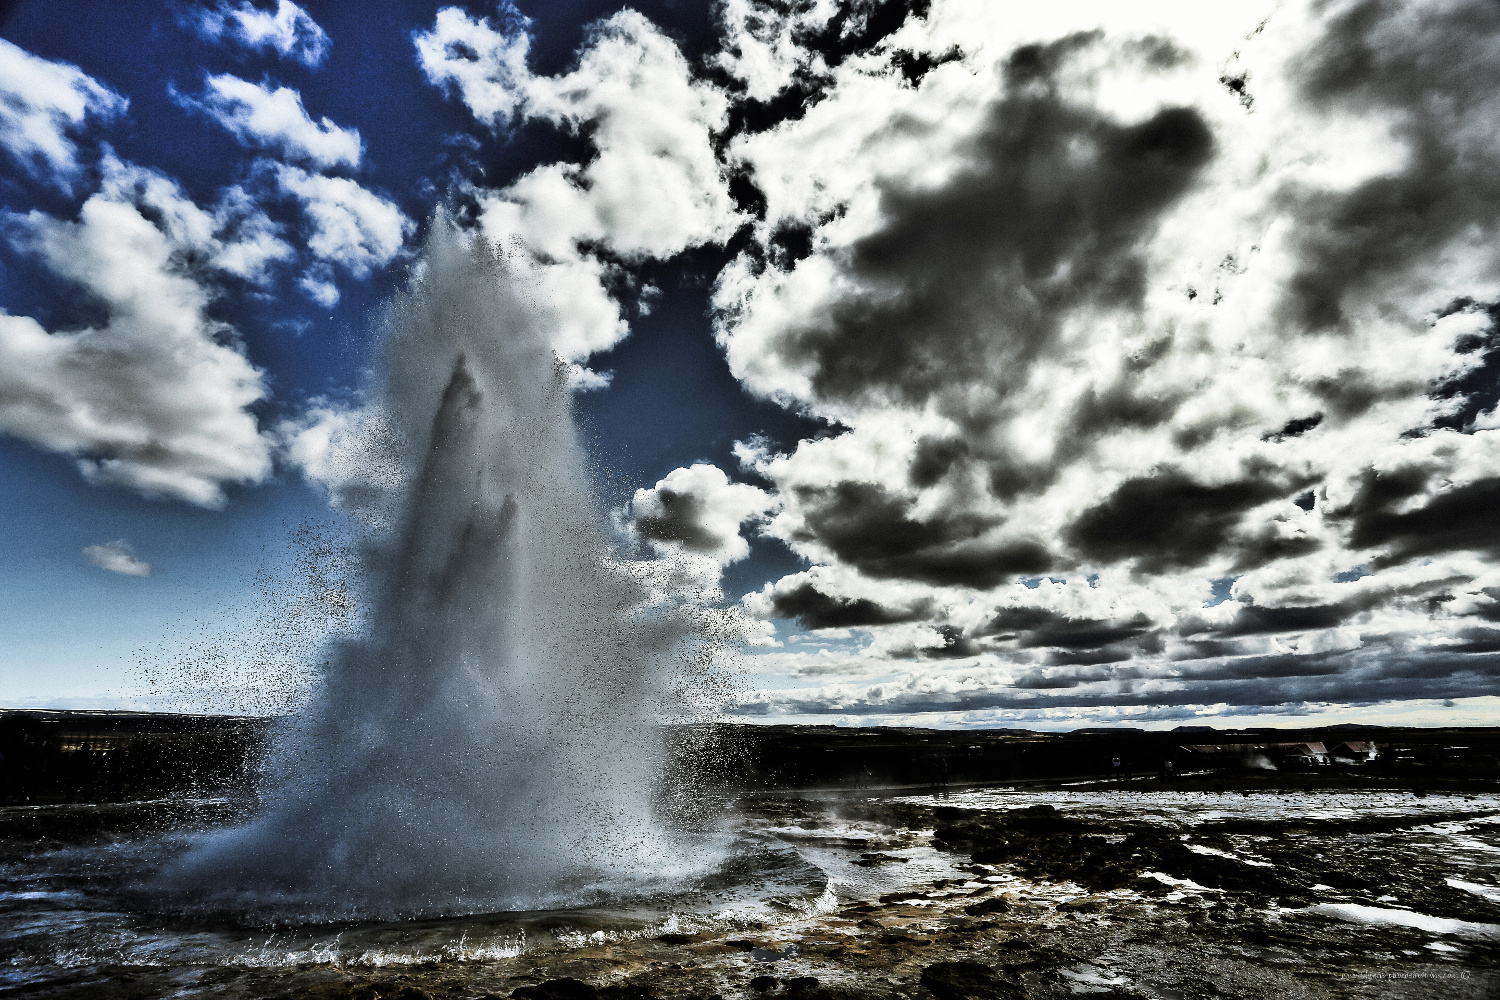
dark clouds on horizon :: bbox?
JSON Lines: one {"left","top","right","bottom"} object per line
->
{"left": 718, "top": 0, "right": 1500, "bottom": 720}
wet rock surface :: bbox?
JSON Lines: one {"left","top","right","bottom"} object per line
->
{"left": 3, "top": 782, "right": 1498, "bottom": 999}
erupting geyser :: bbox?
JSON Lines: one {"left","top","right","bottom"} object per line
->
{"left": 161, "top": 225, "right": 720, "bottom": 920}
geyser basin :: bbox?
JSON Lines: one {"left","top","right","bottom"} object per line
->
{"left": 155, "top": 227, "right": 730, "bottom": 921}
{"left": 3, "top": 786, "right": 1497, "bottom": 998}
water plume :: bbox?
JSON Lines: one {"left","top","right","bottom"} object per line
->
{"left": 160, "top": 223, "right": 720, "bottom": 920}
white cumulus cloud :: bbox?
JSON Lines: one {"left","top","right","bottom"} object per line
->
{"left": 413, "top": 5, "right": 743, "bottom": 360}
{"left": 192, "top": 0, "right": 331, "bottom": 67}
{"left": 0, "top": 38, "right": 127, "bottom": 189}
{"left": 274, "top": 164, "right": 412, "bottom": 278}
{"left": 628, "top": 463, "right": 776, "bottom": 566}
{"left": 83, "top": 540, "right": 153, "bottom": 577}
{"left": 413, "top": 3, "right": 533, "bottom": 126}
{"left": 713, "top": 0, "right": 841, "bottom": 102}
{"left": 184, "top": 74, "right": 361, "bottom": 170}
{"left": 0, "top": 155, "right": 276, "bottom": 506}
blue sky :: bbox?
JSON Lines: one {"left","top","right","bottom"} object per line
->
{"left": 0, "top": 0, "right": 813, "bottom": 708}
{"left": 3, "top": 0, "right": 1500, "bottom": 729}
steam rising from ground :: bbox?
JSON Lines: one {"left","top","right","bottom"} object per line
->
{"left": 161, "top": 226, "right": 726, "bottom": 920}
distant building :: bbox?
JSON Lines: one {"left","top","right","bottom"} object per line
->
{"left": 1331, "top": 740, "right": 1378, "bottom": 762}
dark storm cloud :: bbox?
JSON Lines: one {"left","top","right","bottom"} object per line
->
{"left": 1064, "top": 376, "right": 1184, "bottom": 438}
{"left": 1282, "top": 0, "right": 1500, "bottom": 333}
{"left": 880, "top": 623, "right": 987, "bottom": 660}
{"left": 733, "top": 644, "right": 1500, "bottom": 716}
{"left": 978, "top": 605, "right": 1156, "bottom": 650}
{"left": 1042, "top": 646, "right": 1136, "bottom": 667}
{"left": 793, "top": 480, "right": 1051, "bottom": 587}
{"left": 1331, "top": 467, "right": 1500, "bottom": 567}
{"left": 767, "top": 581, "right": 931, "bottom": 630}
{"left": 765, "top": 34, "right": 1213, "bottom": 423}
{"left": 1065, "top": 467, "right": 1305, "bottom": 573}
{"left": 923, "top": 624, "right": 984, "bottom": 659}
{"left": 1448, "top": 628, "right": 1500, "bottom": 655}
{"left": 1467, "top": 588, "right": 1500, "bottom": 622}
{"left": 1177, "top": 571, "right": 1475, "bottom": 642}
{"left": 1197, "top": 603, "right": 1349, "bottom": 638}
{"left": 1261, "top": 412, "right": 1323, "bottom": 443}
{"left": 1227, "top": 521, "right": 1323, "bottom": 572}
{"left": 908, "top": 435, "right": 970, "bottom": 489}
{"left": 907, "top": 434, "right": 1061, "bottom": 502}
{"left": 1176, "top": 651, "right": 1346, "bottom": 681}
{"left": 909, "top": 605, "right": 1169, "bottom": 667}
{"left": 632, "top": 484, "right": 721, "bottom": 553}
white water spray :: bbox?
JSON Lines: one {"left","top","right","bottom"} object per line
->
{"left": 162, "top": 225, "right": 720, "bottom": 920}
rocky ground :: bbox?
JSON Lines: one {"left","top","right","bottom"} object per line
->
{"left": 7, "top": 784, "right": 1496, "bottom": 1000}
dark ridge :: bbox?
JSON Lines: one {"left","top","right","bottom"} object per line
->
{"left": 5, "top": 711, "right": 1498, "bottom": 805}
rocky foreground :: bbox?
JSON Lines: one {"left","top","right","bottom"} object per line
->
{"left": 30, "top": 786, "right": 1486, "bottom": 1000}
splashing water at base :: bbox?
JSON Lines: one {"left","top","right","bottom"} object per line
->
{"left": 156, "top": 225, "right": 727, "bottom": 921}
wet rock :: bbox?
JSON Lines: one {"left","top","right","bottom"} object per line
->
{"left": 597, "top": 987, "right": 655, "bottom": 1000}
{"left": 1243, "top": 925, "right": 1272, "bottom": 947}
{"left": 317, "top": 987, "right": 427, "bottom": 1000}
{"left": 782, "top": 977, "right": 819, "bottom": 994}
{"left": 919, "top": 961, "right": 1024, "bottom": 1000}
{"left": 749, "top": 976, "right": 778, "bottom": 992}
{"left": 511, "top": 979, "right": 599, "bottom": 1000}
{"left": 1057, "top": 895, "right": 1108, "bottom": 913}
{"left": 932, "top": 806, "right": 1325, "bottom": 902}
{"left": 724, "top": 939, "right": 756, "bottom": 951}
{"left": 854, "top": 853, "right": 909, "bottom": 867}
{"left": 656, "top": 933, "right": 693, "bottom": 945}
{"left": 963, "top": 896, "right": 1011, "bottom": 916}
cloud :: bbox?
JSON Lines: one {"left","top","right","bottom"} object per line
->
{"left": 750, "top": 573, "right": 935, "bottom": 630}
{"left": 712, "top": 0, "right": 841, "bottom": 103}
{"left": 0, "top": 155, "right": 275, "bottom": 506}
{"left": 298, "top": 263, "right": 340, "bottom": 307}
{"left": 627, "top": 463, "right": 775, "bottom": 565}
{"left": 787, "top": 479, "right": 1052, "bottom": 587}
{"left": 718, "top": 34, "right": 1215, "bottom": 419}
{"left": 415, "top": 4, "right": 741, "bottom": 359}
{"left": 1331, "top": 466, "right": 1500, "bottom": 569}
{"left": 182, "top": 74, "right": 361, "bottom": 170}
{"left": 206, "top": 183, "right": 297, "bottom": 284}
{"left": 1276, "top": 0, "right": 1500, "bottom": 333}
{"left": 94, "top": 155, "right": 293, "bottom": 286}
{"left": 0, "top": 39, "right": 127, "bottom": 189}
{"left": 703, "top": 0, "right": 1500, "bottom": 720}
{"left": 278, "top": 401, "right": 404, "bottom": 527}
{"left": 274, "top": 164, "right": 412, "bottom": 278}
{"left": 83, "top": 540, "right": 153, "bottom": 577}
{"left": 412, "top": 2, "right": 533, "bottom": 127}
{"left": 191, "top": 0, "right": 331, "bottom": 67}
{"left": 730, "top": 637, "right": 1500, "bottom": 718}
{"left": 1065, "top": 466, "right": 1311, "bottom": 574}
